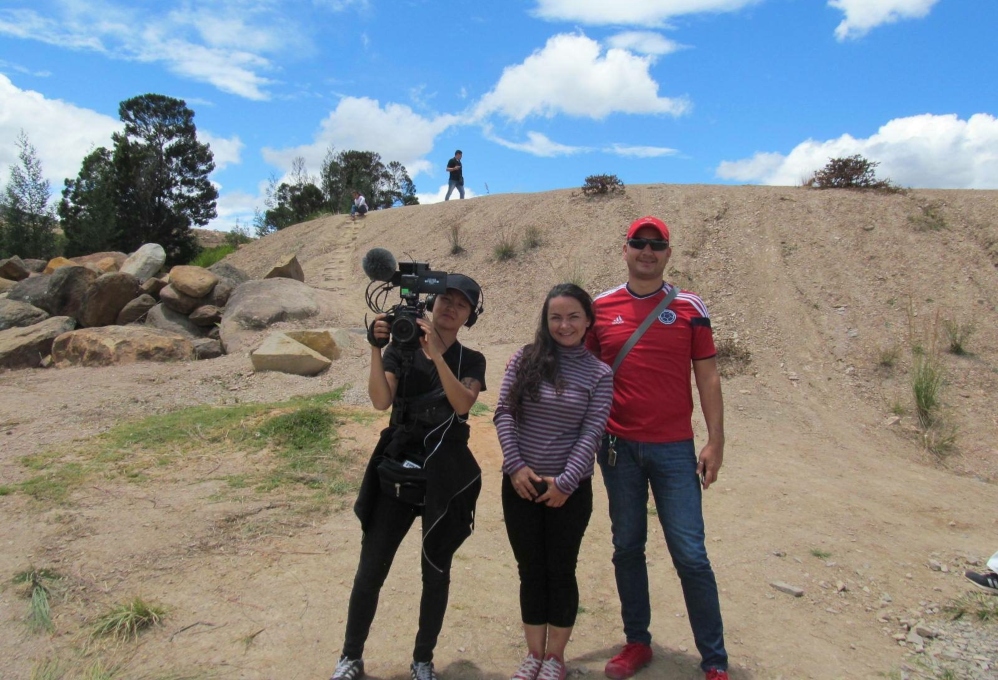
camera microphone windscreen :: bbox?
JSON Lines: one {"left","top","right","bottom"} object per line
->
{"left": 362, "top": 247, "right": 397, "bottom": 282}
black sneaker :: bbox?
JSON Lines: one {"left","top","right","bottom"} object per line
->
{"left": 330, "top": 655, "right": 364, "bottom": 680}
{"left": 411, "top": 660, "right": 439, "bottom": 680}
{"left": 965, "top": 570, "right": 998, "bottom": 595}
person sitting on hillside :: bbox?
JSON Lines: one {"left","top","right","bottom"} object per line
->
{"left": 350, "top": 190, "right": 369, "bottom": 221}
{"left": 965, "top": 550, "right": 998, "bottom": 595}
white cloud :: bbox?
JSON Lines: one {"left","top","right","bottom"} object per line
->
{"left": 486, "top": 131, "right": 588, "bottom": 157}
{"left": 418, "top": 184, "right": 477, "bottom": 205}
{"left": 716, "top": 113, "right": 998, "bottom": 189}
{"left": 474, "top": 33, "right": 689, "bottom": 122}
{"left": 199, "top": 131, "right": 244, "bottom": 171}
{"left": 606, "top": 31, "right": 685, "bottom": 56}
{"left": 533, "top": 0, "right": 760, "bottom": 25}
{"left": 0, "top": 3, "right": 289, "bottom": 99}
{"left": 829, "top": 0, "right": 939, "bottom": 41}
{"left": 0, "top": 74, "right": 119, "bottom": 193}
{"left": 605, "top": 143, "right": 679, "bottom": 158}
{"left": 262, "top": 97, "right": 460, "bottom": 180}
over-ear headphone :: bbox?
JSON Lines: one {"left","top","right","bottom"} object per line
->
{"left": 426, "top": 288, "right": 485, "bottom": 328}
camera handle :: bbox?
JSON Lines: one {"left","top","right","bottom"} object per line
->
{"left": 366, "top": 314, "right": 389, "bottom": 348}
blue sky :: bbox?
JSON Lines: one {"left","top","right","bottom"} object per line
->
{"left": 1, "top": 0, "right": 995, "bottom": 232}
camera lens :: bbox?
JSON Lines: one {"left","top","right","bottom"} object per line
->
{"left": 391, "top": 315, "right": 419, "bottom": 344}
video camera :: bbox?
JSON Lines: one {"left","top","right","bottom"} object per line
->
{"left": 363, "top": 248, "right": 448, "bottom": 352}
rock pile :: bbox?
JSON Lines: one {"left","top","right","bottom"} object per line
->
{"left": 1, "top": 248, "right": 344, "bottom": 374}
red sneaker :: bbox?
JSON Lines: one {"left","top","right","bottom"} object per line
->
{"left": 705, "top": 670, "right": 729, "bottom": 680}
{"left": 604, "top": 642, "right": 652, "bottom": 679}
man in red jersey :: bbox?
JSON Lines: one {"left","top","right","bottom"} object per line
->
{"left": 586, "top": 216, "right": 728, "bottom": 680}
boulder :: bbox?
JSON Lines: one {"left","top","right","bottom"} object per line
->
{"left": 192, "top": 337, "right": 224, "bottom": 360}
{"left": 0, "top": 278, "right": 16, "bottom": 294}
{"left": 71, "top": 251, "right": 127, "bottom": 272}
{"left": 52, "top": 326, "right": 193, "bottom": 367}
{"left": 0, "top": 299, "right": 50, "bottom": 331}
{"left": 0, "top": 256, "right": 30, "bottom": 281}
{"left": 169, "top": 265, "right": 218, "bottom": 298}
{"left": 146, "top": 303, "right": 205, "bottom": 338}
{"left": 264, "top": 254, "right": 305, "bottom": 282}
{"left": 189, "top": 304, "right": 222, "bottom": 327}
{"left": 219, "top": 278, "right": 321, "bottom": 354}
{"left": 120, "top": 243, "right": 167, "bottom": 282}
{"left": 209, "top": 280, "right": 234, "bottom": 307}
{"left": 8, "top": 265, "right": 98, "bottom": 318}
{"left": 159, "top": 284, "right": 203, "bottom": 315}
{"left": 78, "top": 272, "right": 142, "bottom": 327}
{"left": 250, "top": 332, "right": 332, "bottom": 376}
{"left": 43, "top": 256, "right": 76, "bottom": 274}
{"left": 22, "top": 259, "right": 47, "bottom": 273}
{"left": 116, "top": 294, "right": 157, "bottom": 325}
{"left": 285, "top": 328, "right": 352, "bottom": 360}
{"left": 0, "top": 316, "right": 76, "bottom": 370}
{"left": 140, "top": 275, "right": 167, "bottom": 296}
{"left": 208, "top": 260, "right": 251, "bottom": 288}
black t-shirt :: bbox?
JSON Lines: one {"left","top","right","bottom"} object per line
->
{"left": 447, "top": 157, "right": 463, "bottom": 183}
{"left": 382, "top": 341, "right": 486, "bottom": 417}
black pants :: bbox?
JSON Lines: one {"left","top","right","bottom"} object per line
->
{"left": 501, "top": 475, "right": 593, "bottom": 628}
{"left": 342, "top": 490, "right": 454, "bottom": 662}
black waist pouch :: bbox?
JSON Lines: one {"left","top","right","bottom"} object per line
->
{"left": 377, "top": 457, "right": 426, "bottom": 506}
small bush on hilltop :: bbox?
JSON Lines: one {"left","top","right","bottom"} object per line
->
{"left": 581, "top": 174, "right": 625, "bottom": 197}
{"left": 803, "top": 155, "right": 902, "bottom": 193}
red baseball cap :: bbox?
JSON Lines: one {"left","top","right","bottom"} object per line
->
{"left": 626, "top": 216, "right": 670, "bottom": 241}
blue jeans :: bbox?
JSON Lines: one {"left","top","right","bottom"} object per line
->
{"left": 598, "top": 436, "right": 727, "bottom": 672}
{"left": 445, "top": 179, "right": 464, "bottom": 200}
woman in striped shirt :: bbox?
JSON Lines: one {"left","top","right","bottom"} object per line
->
{"left": 494, "top": 283, "right": 614, "bottom": 680}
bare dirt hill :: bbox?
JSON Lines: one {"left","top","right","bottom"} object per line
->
{"left": 2, "top": 184, "right": 997, "bottom": 680}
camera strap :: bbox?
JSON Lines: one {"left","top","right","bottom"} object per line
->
{"left": 611, "top": 284, "right": 680, "bottom": 375}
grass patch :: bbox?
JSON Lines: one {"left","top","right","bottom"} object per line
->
{"left": 81, "top": 659, "right": 120, "bottom": 680}
{"left": 30, "top": 659, "right": 65, "bottom": 680}
{"left": 715, "top": 338, "right": 752, "bottom": 378}
{"left": 90, "top": 597, "right": 166, "bottom": 642}
{"left": 908, "top": 202, "right": 947, "bottom": 231}
{"left": 189, "top": 244, "right": 236, "bottom": 268}
{"left": 493, "top": 224, "right": 517, "bottom": 261}
{"left": 0, "top": 485, "right": 13, "bottom": 496}
{"left": 9, "top": 389, "right": 356, "bottom": 504}
{"left": 469, "top": 402, "right": 492, "bottom": 416}
{"left": 942, "top": 318, "right": 975, "bottom": 356}
{"left": 810, "top": 548, "right": 832, "bottom": 559}
{"left": 923, "top": 423, "right": 958, "bottom": 457}
{"left": 877, "top": 344, "right": 902, "bottom": 369}
{"left": 943, "top": 592, "right": 998, "bottom": 622}
{"left": 14, "top": 568, "right": 63, "bottom": 633}
{"left": 562, "top": 259, "right": 589, "bottom": 290}
{"left": 448, "top": 224, "right": 465, "bottom": 255}
{"left": 522, "top": 225, "right": 543, "bottom": 251}
{"left": 912, "top": 355, "right": 943, "bottom": 428}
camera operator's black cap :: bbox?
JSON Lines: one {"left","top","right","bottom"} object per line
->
{"left": 446, "top": 274, "right": 481, "bottom": 309}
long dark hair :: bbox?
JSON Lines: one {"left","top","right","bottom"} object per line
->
{"left": 507, "top": 283, "right": 595, "bottom": 421}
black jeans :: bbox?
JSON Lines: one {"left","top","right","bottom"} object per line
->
{"left": 342, "top": 490, "right": 454, "bottom": 663}
{"left": 501, "top": 474, "right": 593, "bottom": 628}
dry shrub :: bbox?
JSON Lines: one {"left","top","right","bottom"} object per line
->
{"left": 581, "top": 174, "right": 625, "bottom": 197}
{"left": 715, "top": 338, "right": 751, "bottom": 377}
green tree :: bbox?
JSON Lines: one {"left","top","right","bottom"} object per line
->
{"left": 0, "top": 131, "right": 57, "bottom": 259}
{"left": 263, "top": 156, "right": 326, "bottom": 231}
{"left": 111, "top": 94, "right": 218, "bottom": 264}
{"left": 320, "top": 149, "right": 417, "bottom": 213}
{"left": 58, "top": 147, "right": 119, "bottom": 257}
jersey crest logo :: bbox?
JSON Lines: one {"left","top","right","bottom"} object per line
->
{"left": 658, "top": 309, "right": 677, "bottom": 325}
{"left": 612, "top": 315, "right": 625, "bottom": 325}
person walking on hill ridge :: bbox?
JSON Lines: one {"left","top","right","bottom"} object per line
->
{"left": 445, "top": 150, "right": 464, "bottom": 201}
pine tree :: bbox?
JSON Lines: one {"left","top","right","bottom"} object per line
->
{"left": 59, "top": 147, "right": 119, "bottom": 257}
{"left": 0, "top": 131, "right": 57, "bottom": 259}
{"left": 111, "top": 94, "right": 218, "bottom": 264}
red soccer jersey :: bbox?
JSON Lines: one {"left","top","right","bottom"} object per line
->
{"left": 586, "top": 282, "right": 716, "bottom": 443}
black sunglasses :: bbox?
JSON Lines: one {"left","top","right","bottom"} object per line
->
{"left": 627, "top": 237, "right": 669, "bottom": 251}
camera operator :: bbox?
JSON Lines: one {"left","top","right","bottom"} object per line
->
{"left": 330, "top": 274, "right": 487, "bottom": 680}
